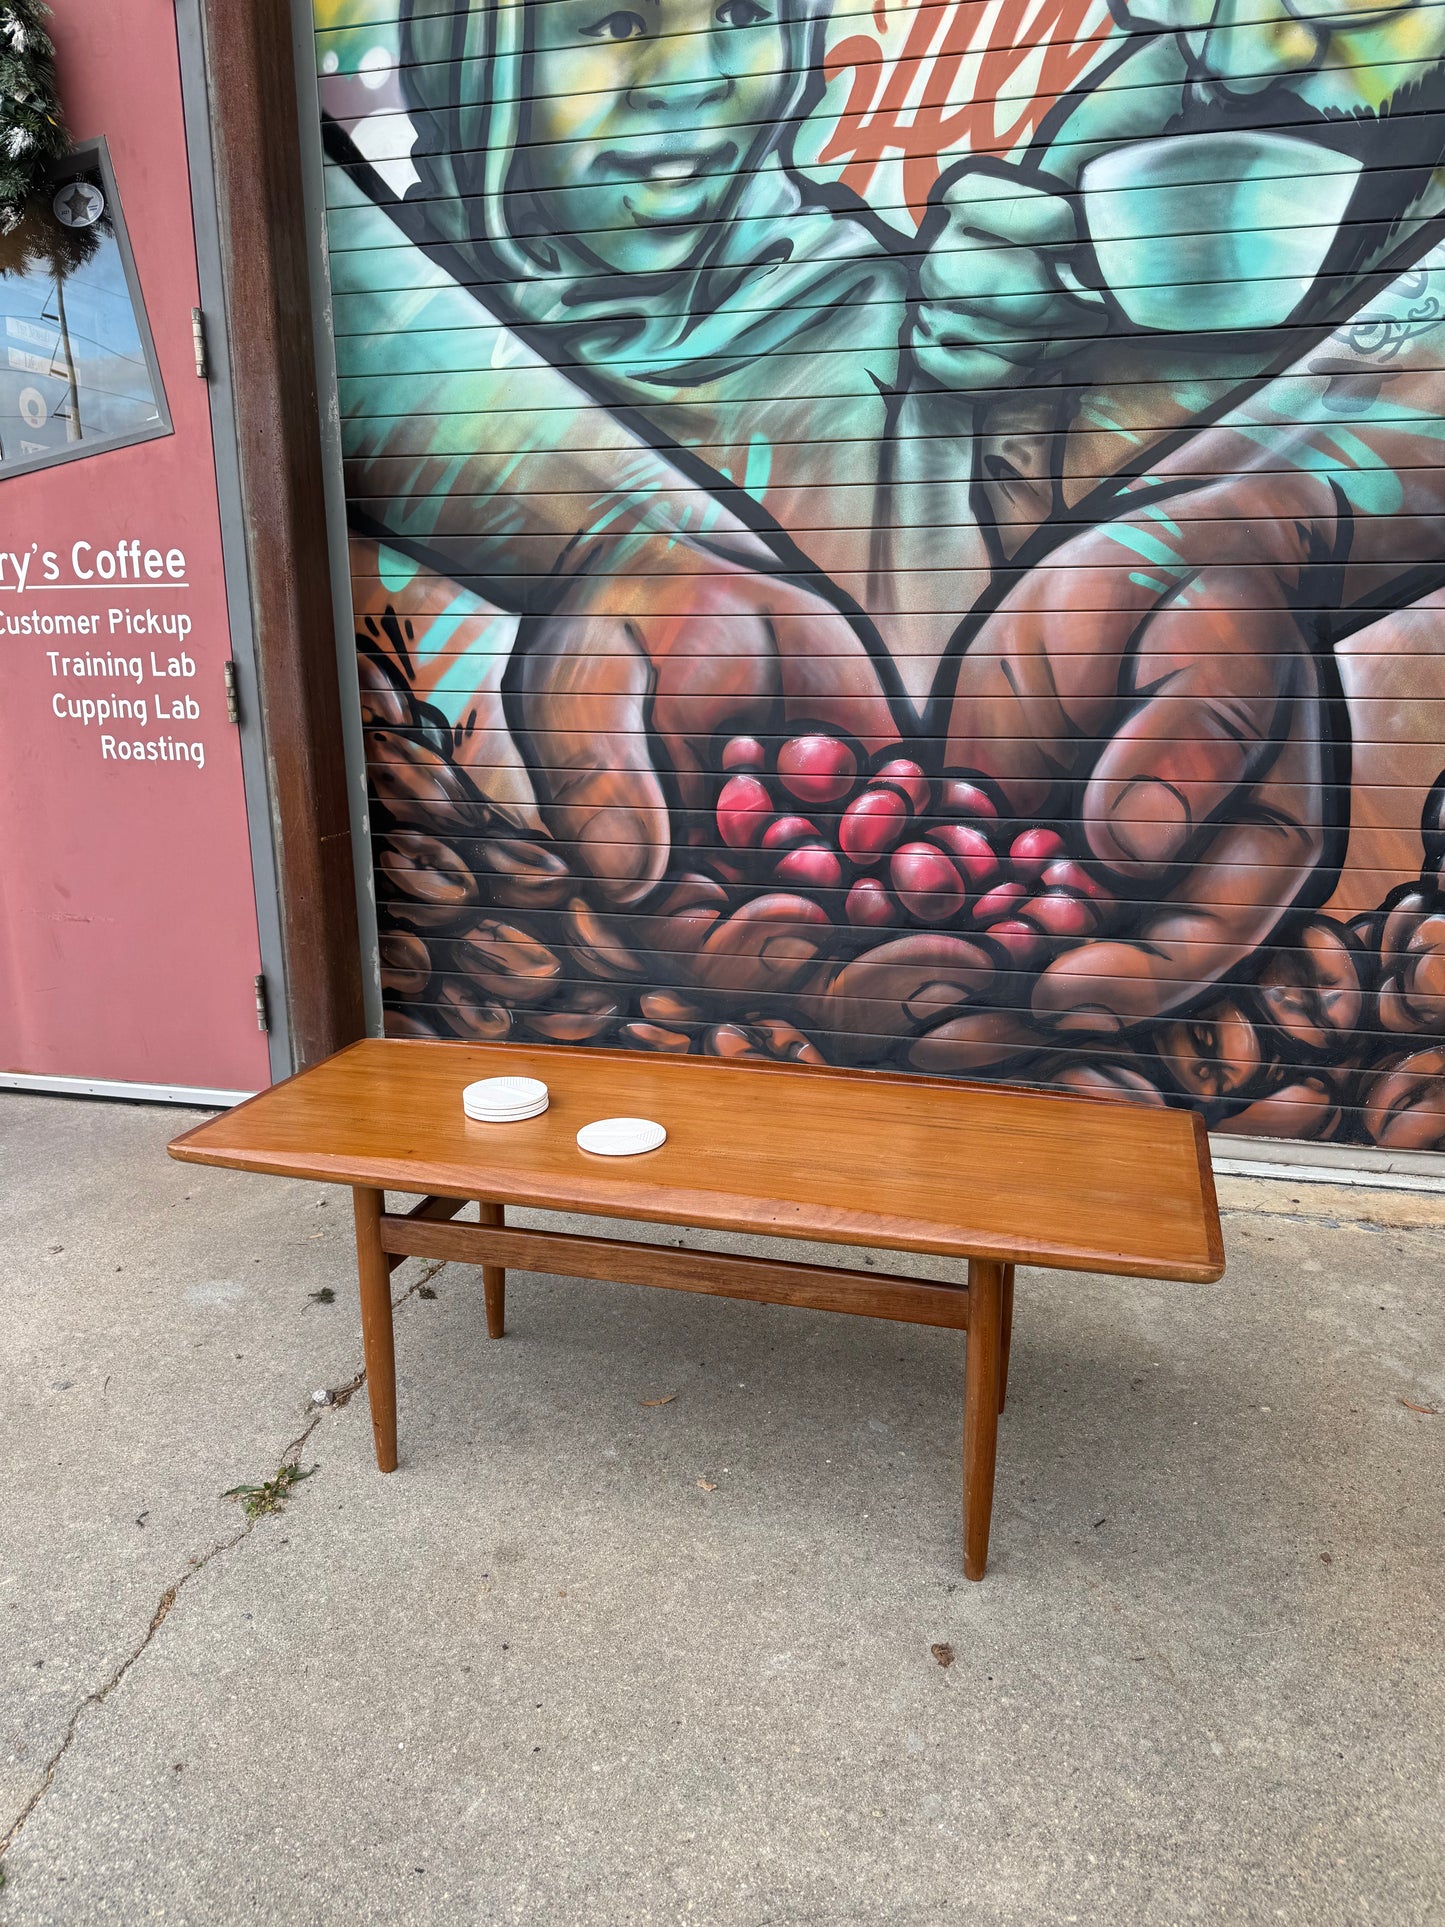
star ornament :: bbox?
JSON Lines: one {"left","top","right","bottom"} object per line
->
{"left": 53, "top": 180, "right": 103, "bottom": 229}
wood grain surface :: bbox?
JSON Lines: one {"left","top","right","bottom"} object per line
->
{"left": 170, "top": 1039, "right": 1223, "bottom": 1281}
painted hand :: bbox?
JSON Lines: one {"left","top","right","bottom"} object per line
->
{"left": 912, "top": 162, "right": 1108, "bottom": 391}
{"left": 509, "top": 541, "right": 898, "bottom": 905}
{"left": 943, "top": 476, "right": 1333, "bottom": 1030}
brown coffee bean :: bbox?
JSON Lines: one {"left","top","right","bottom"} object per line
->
{"left": 1047, "top": 1059, "right": 1168, "bottom": 1106}
{"left": 478, "top": 836, "right": 571, "bottom": 910}
{"left": 377, "top": 834, "right": 478, "bottom": 930}
{"left": 1223, "top": 1076, "right": 1343, "bottom": 1142}
{"left": 356, "top": 653, "right": 411, "bottom": 729}
{"left": 703, "top": 1018, "right": 822, "bottom": 1062}
{"left": 620, "top": 1021, "right": 694, "bottom": 1053}
{"left": 639, "top": 988, "right": 704, "bottom": 1025}
{"left": 1255, "top": 918, "right": 1364, "bottom": 1050}
{"left": 908, "top": 1010, "right": 1047, "bottom": 1074}
{"left": 1377, "top": 890, "right": 1445, "bottom": 1036}
{"left": 706, "top": 1023, "right": 761, "bottom": 1059}
{"left": 435, "top": 978, "right": 513, "bottom": 1042}
{"left": 805, "top": 935, "right": 997, "bottom": 1061}
{"left": 564, "top": 897, "right": 647, "bottom": 982}
{"left": 379, "top": 930, "right": 431, "bottom": 999}
{"left": 382, "top": 1009, "right": 443, "bottom": 1040}
{"left": 650, "top": 873, "right": 732, "bottom": 957}
{"left": 1156, "top": 999, "right": 1264, "bottom": 1100}
{"left": 450, "top": 920, "right": 562, "bottom": 1006}
{"left": 1362, "top": 1048, "right": 1445, "bottom": 1151}
{"left": 367, "top": 730, "right": 492, "bottom": 834}
{"left": 692, "top": 894, "right": 832, "bottom": 997}
{"left": 524, "top": 986, "right": 625, "bottom": 1043}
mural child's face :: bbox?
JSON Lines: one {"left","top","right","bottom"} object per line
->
{"left": 1183, "top": 0, "right": 1445, "bottom": 119}
{"left": 524, "top": 0, "right": 790, "bottom": 273}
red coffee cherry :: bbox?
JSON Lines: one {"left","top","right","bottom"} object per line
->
{"left": 721, "top": 735, "right": 767, "bottom": 773}
{"left": 775, "top": 842, "right": 845, "bottom": 892}
{"left": 717, "top": 774, "right": 774, "bottom": 849}
{"left": 845, "top": 876, "right": 895, "bottom": 928}
{"left": 1023, "top": 891, "right": 1098, "bottom": 940}
{"left": 890, "top": 842, "right": 967, "bottom": 923}
{"left": 840, "top": 788, "right": 909, "bottom": 865}
{"left": 973, "top": 879, "right": 1029, "bottom": 924}
{"left": 1040, "top": 858, "right": 1103, "bottom": 900}
{"left": 1010, "top": 828, "right": 1068, "bottom": 881}
{"left": 927, "top": 823, "right": 999, "bottom": 891}
{"left": 873, "top": 757, "right": 931, "bottom": 813}
{"left": 939, "top": 778, "right": 998, "bottom": 821}
{"left": 760, "top": 814, "right": 820, "bottom": 851}
{"left": 776, "top": 733, "right": 857, "bottom": 805}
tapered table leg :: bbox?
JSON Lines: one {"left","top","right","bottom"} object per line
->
{"left": 479, "top": 1200, "right": 505, "bottom": 1338}
{"left": 353, "top": 1185, "right": 398, "bottom": 1472}
{"left": 998, "top": 1263, "right": 1015, "bottom": 1414}
{"left": 963, "top": 1258, "right": 1005, "bottom": 1580}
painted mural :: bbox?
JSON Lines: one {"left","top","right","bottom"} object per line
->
{"left": 314, "top": 0, "right": 1445, "bottom": 1149}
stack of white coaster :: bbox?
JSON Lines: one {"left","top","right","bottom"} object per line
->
{"left": 462, "top": 1076, "right": 549, "bottom": 1122}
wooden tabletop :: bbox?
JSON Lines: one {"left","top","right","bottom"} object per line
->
{"left": 169, "top": 1040, "right": 1223, "bottom": 1282}
{"left": 169, "top": 1039, "right": 1222, "bottom": 1280}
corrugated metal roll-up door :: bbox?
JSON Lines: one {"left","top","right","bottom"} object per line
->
{"left": 305, "top": 0, "right": 1445, "bottom": 1156}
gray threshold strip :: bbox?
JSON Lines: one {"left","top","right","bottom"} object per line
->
{"left": 0, "top": 1071, "right": 256, "bottom": 1108}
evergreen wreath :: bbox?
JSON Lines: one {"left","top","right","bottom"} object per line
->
{"left": 0, "top": 1, "right": 68, "bottom": 235}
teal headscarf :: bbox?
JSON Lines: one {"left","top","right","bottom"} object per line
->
{"left": 397, "top": 0, "right": 890, "bottom": 391}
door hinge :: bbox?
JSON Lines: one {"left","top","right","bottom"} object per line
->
{"left": 191, "top": 306, "right": 209, "bottom": 380}
{"left": 253, "top": 973, "right": 270, "bottom": 1033}
{"left": 223, "top": 659, "right": 240, "bottom": 724}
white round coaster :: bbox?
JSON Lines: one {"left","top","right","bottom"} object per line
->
{"left": 576, "top": 1117, "right": 667, "bottom": 1157}
{"left": 464, "top": 1098, "right": 548, "bottom": 1122}
{"left": 462, "top": 1076, "right": 548, "bottom": 1118}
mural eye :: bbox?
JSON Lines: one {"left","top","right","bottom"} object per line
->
{"left": 581, "top": 10, "right": 647, "bottom": 38}
{"left": 715, "top": 0, "right": 771, "bottom": 25}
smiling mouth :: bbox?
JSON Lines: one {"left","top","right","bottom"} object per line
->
{"left": 604, "top": 140, "right": 737, "bottom": 186}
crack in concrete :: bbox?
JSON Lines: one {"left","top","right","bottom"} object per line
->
{"left": 0, "top": 1255, "right": 449, "bottom": 1880}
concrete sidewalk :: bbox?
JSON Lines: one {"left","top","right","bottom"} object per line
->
{"left": 2, "top": 1092, "right": 1443, "bottom": 1926}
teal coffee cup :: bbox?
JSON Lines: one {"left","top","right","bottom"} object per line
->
{"left": 1075, "top": 131, "right": 1362, "bottom": 333}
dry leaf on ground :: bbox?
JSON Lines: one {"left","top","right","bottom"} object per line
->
{"left": 696, "top": 1478, "right": 718, "bottom": 1491}
{"left": 640, "top": 1393, "right": 678, "bottom": 1407}
{"left": 1398, "top": 1397, "right": 1440, "bottom": 1414}
{"left": 931, "top": 1643, "right": 955, "bottom": 1668}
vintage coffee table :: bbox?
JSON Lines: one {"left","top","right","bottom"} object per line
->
{"left": 168, "top": 1038, "right": 1223, "bottom": 1578}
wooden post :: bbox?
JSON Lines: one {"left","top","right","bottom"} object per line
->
{"left": 963, "top": 1258, "right": 1005, "bottom": 1580}
{"left": 478, "top": 1200, "right": 506, "bottom": 1338}
{"left": 353, "top": 1186, "right": 398, "bottom": 1471}
{"left": 198, "top": 0, "right": 365, "bottom": 1066}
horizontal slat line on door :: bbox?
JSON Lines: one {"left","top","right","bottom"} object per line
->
{"left": 334, "top": 359, "right": 1445, "bottom": 406}
{"left": 363, "top": 787, "right": 1443, "bottom": 815}
{"left": 335, "top": 426, "right": 1445, "bottom": 472}
{"left": 376, "top": 943, "right": 1425, "bottom": 995}
{"left": 353, "top": 644, "right": 1445, "bottom": 670}
{"left": 373, "top": 963, "right": 1425, "bottom": 1025}
{"left": 324, "top": 0, "right": 1431, "bottom": 81}
{"left": 322, "top": 77, "right": 1445, "bottom": 185}
{"left": 327, "top": 208, "right": 1424, "bottom": 287}
{"left": 372, "top": 893, "right": 1435, "bottom": 936}
{"left": 393, "top": 983, "right": 1439, "bottom": 1049}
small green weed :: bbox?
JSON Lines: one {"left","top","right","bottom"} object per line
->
{"left": 223, "top": 1462, "right": 317, "bottom": 1519}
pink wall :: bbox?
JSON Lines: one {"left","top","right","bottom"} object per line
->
{"left": 0, "top": 1, "right": 271, "bottom": 1092}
